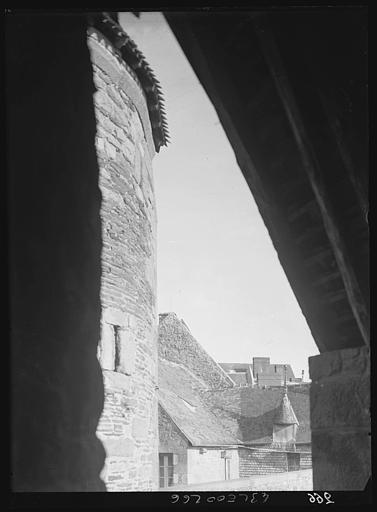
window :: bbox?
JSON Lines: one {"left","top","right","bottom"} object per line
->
{"left": 159, "top": 453, "right": 174, "bottom": 488}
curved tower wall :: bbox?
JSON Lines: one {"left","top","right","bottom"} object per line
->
{"left": 88, "top": 28, "right": 158, "bottom": 491}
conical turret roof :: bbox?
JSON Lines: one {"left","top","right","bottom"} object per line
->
{"left": 274, "top": 391, "right": 299, "bottom": 425}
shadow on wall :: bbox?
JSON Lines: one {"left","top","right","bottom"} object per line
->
{"left": 239, "top": 410, "right": 277, "bottom": 444}
{"left": 236, "top": 387, "right": 310, "bottom": 445}
{"left": 7, "top": 14, "right": 106, "bottom": 491}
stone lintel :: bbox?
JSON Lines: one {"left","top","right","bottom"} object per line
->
{"left": 103, "top": 369, "right": 131, "bottom": 390}
{"left": 309, "top": 346, "right": 370, "bottom": 381}
{"left": 99, "top": 436, "right": 135, "bottom": 458}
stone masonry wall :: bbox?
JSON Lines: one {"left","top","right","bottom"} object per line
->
{"left": 159, "top": 405, "right": 189, "bottom": 486}
{"left": 159, "top": 313, "right": 235, "bottom": 389}
{"left": 239, "top": 448, "right": 311, "bottom": 475}
{"left": 88, "top": 28, "right": 158, "bottom": 491}
{"left": 299, "top": 452, "right": 312, "bottom": 469}
{"left": 239, "top": 448, "right": 288, "bottom": 477}
{"left": 309, "top": 346, "right": 370, "bottom": 490}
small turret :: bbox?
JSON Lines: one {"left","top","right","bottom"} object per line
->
{"left": 272, "top": 366, "right": 299, "bottom": 449}
{"left": 273, "top": 392, "right": 299, "bottom": 426}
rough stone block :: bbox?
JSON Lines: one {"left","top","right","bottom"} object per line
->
{"left": 94, "top": 89, "right": 114, "bottom": 116}
{"left": 310, "top": 375, "right": 370, "bottom": 430}
{"left": 134, "top": 183, "right": 145, "bottom": 205}
{"left": 132, "top": 417, "right": 149, "bottom": 440}
{"left": 102, "top": 307, "right": 127, "bottom": 328}
{"left": 101, "top": 436, "right": 135, "bottom": 458}
{"left": 309, "top": 347, "right": 371, "bottom": 491}
{"left": 96, "top": 136, "right": 105, "bottom": 152}
{"left": 103, "top": 369, "right": 131, "bottom": 391}
{"left": 99, "top": 322, "right": 115, "bottom": 371}
{"left": 100, "top": 186, "right": 124, "bottom": 209}
{"left": 117, "top": 135, "right": 135, "bottom": 165}
{"left": 312, "top": 430, "right": 371, "bottom": 490}
{"left": 105, "top": 140, "right": 117, "bottom": 160}
{"left": 115, "top": 329, "right": 136, "bottom": 376}
{"left": 133, "top": 146, "right": 142, "bottom": 184}
{"left": 309, "top": 346, "right": 370, "bottom": 381}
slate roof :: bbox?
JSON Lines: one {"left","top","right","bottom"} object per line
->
{"left": 158, "top": 358, "right": 240, "bottom": 446}
{"left": 158, "top": 313, "right": 235, "bottom": 389}
{"left": 274, "top": 392, "right": 299, "bottom": 425}
{"left": 204, "top": 387, "right": 310, "bottom": 444}
{"left": 159, "top": 358, "right": 311, "bottom": 447}
{"left": 229, "top": 373, "right": 248, "bottom": 386}
{"left": 158, "top": 312, "right": 310, "bottom": 448}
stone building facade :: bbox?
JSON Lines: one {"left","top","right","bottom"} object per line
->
{"left": 219, "top": 358, "right": 304, "bottom": 388}
{"left": 159, "top": 405, "right": 190, "bottom": 486}
{"left": 87, "top": 17, "right": 167, "bottom": 491}
{"left": 158, "top": 314, "right": 311, "bottom": 488}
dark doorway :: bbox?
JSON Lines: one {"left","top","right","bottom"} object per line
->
{"left": 287, "top": 452, "right": 300, "bottom": 471}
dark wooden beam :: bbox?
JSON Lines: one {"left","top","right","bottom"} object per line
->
{"left": 318, "top": 91, "right": 368, "bottom": 221}
{"left": 254, "top": 20, "right": 369, "bottom": 347}
{"left": 312, "top": 271, "right": 342, "bottom": 288}
{"left": 164, "top": 12, "right": 366, "bottom": 352}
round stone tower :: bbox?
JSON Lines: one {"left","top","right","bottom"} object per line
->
{"left": 87, "top": 14, "right": 168, "bottom": 491}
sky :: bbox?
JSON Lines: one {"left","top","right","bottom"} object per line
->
{"left": 119, "top": 12, "right": 319, "bottom": 379}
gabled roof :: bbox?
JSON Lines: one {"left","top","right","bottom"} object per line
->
{"left": 88, "top": 12, "right": 169, "bottom": 152}
{"left": 158, "top": 358, "right": 310, "bottom": 447}
{"left": 158, "top": 313, "right": 310, "bottom": 447}
{"left": 159, "top": 358, "right": 240, "bottom": 446}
